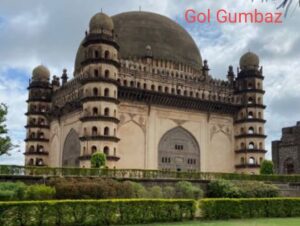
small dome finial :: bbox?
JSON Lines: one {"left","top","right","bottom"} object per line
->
{"left": 240, "top": 51, "right": 259, "bottom": 71}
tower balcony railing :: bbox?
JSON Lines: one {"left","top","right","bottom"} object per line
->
{"left": 235, "top": 118, "right": 266, "bottom": 124}
{"left": 235, "top": 133, "right": 267, "bottom": 139}
{"left": 79, "top": 154, "right": 120, "bottom": 161}
{"left": 80, "top": 113, "right": 119, "bottom": 123}
{"left": 235, "top": 149, "right": 267, "bottom": 154}
{"left": 24, "top": 150, "right": 49, "bottom": 156}
{"left": 235, "top": 163, "right": 261, "bottom": 169}
{"left": 79, "top": 134, "right": 120, "bottom": 142}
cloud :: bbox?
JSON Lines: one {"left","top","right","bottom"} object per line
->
{"left": 0, "top": 0, "right": 299, "bottom": 164}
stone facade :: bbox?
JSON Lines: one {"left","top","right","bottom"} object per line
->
{"left": 272, "top": 122, "right": 300, "bottom": 174}
{"left": 24, "top": 11, "right": 267, "bottom": 174}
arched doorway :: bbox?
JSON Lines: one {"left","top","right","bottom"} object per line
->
{"left": 158, "top": 127, "right": 200, "bottom": 172}
{"left": 62, "top": 129, "right": 81, "bottom": 167}
{"left": 284, "top": 158, "right": 295, "bottom": 174}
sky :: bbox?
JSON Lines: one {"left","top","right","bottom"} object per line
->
{"left": 0, "top": 0, "right": 299, "bottom": 165}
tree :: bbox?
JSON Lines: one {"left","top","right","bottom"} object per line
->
{"left": 260, "top": 160, "right": 274, "bottom": 175}
{"left": 0, "top": 103, "right": 17, "bottom": 156}
{"left": 91, "top": 152, "right": 106, "bottom": 168}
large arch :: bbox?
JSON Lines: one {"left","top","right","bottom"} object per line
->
{"left": 158, "top": 127, "right": 200, "bottom": 172}
{"left": 62, "top": 129, "right": 80, "bottom": 167}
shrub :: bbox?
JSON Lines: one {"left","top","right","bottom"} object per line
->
{"left": 207, "top": 180, "right": 241, "bottom": 198}
{"left": 207, "top": 180, "right": 279, "bottom": 198}
{"left": 0, "top": 199, "right": 196, "bottom": 225}
{"left": 25, "top": 184, "right": 56, "bottom": 200}
{"left": 0, "top": 182, "right": 26, "bottom": 201}
{"left": 200, "top": 198, "right": 300, "bottom": 220}
{"left": 148, "top": 186, "right": 163, "bottom": 198}
{"left": 91, "top": 152, "right": 106, "bottom": 168}
{"left": 162, "top": 186, "right": 175, "bottom": 198}
{"left": 175, "top": 181, "right": 203, "bottom": 199}
{"left": 260, "top": 160, "right": 274, "bottom": 175}
{"left": 129, "top": 181, "right": 149, "bottom": 198}
{"left": 235, "top": 181, "right": 279, "bottom": 198}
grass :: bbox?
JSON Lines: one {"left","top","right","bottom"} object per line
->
{"left": 128, "top": 218, "right": 300, "bottom": 226}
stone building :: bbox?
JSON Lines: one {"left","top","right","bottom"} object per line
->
{"left": 24, "top": 11, "right": 267, "bottom": 174}
{"left": 272, "top": 122, "right": 300, "bottom": 174}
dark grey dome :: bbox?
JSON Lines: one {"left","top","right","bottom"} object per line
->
{"left": 74, "top": 11, "right": 202, "bottom": 74}
{"left": 112, "top": 11, "right": 202, "bottom": 69}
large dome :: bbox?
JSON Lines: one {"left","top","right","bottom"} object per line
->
{"left": 75, "top": 11, "right": 202, "bottom": 73}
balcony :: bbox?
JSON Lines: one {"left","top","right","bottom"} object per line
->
{"left": 79, "top": 135, "right": 120, "bottom": 142}
{"left": 235, "top": 163, "right": 261, "bottom": 169}
{"left": 235, "top": 133, "right": 267, "bottom": 139}
{"left": 79, "top": 154, "right": 120, "bottom": 161}
{"left": 80, "top": 114, "right": 119, "bottom": 123}
{"left": 24, "top": 151, "right": 49, "bottom": 156}
{"left": 235, "top": 149, "right": 267, "bottom": 154}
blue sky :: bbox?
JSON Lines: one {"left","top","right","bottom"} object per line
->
{"left": 0, "top": 0, "right": 300, "bottom": 165}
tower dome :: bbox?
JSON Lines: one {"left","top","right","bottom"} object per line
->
{"left": 32, "top": 65, "right": 50, "bottom": 81}
{"left": 240, "top": 52, "right": 260, "bottom": 70}
{"left": 89, "top": 12, "right": 114, "bottom": 33}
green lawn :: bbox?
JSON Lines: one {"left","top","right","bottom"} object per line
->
{"left": 128, "top": 218, "right": 300, "bottom": 226}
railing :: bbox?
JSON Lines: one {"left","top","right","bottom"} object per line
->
{"left": 0, "top": 165, "right": 300, "bottom": 182}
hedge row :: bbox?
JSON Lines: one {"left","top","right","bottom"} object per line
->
{"left": 0, "top": 199, "right": 195, "bottom": 226}
{"left": 1, "top": 165, "right": 300, "bottom": 183}
{"left": 200, "top": 198, "right": 300, "bottom": 219}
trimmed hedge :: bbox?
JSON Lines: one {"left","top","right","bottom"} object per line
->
{"left": 0, "top": 199, "right": 195, "bottom": 226}
{"left": 200, "top": 198, "right": 300, "bottom": 219}
{"left": 1, "top": 164, "right": 300, "bottom": 183}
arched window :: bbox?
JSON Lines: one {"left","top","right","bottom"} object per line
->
{"left": 257, "top": 82, "right": 261, "bottom": 89}
{"left": 91, "top": 146, "right": 97, "bottom": 154}
{"left": 39, "top": 132, "right": 44, "bottom": 139}
{"left": 130, "top": 81, "right": 134, "bottom": 87}
{"left": 165, "top": 87, "right": 169, "bottom": 93}
{"left": 124, "top": 80, "right": 127, "bottom": 86}
{"left": 104, "top": 146, "right": 109, "bottom": 155}
{"left": 248, "top": 142, "right": 255, "bottom": 150}
{"left": 40, "top": 119, "right": 45, "bottom": 125}
{"left": 95, "top": 50, "right": 99, "bottom": 58}
{"left": 248, "top": 112, "right": 254, "bottom": 119}
{"left": 258, "top": 112, "right": 262, "bottom": 119}
{"left": 184, "top": 90, "right": 187, "bottom": 96}
{"left": 29, "top": 145, "right": 35, "bottom": 152}
{"left": 104, "top": 108, "right": 110, "bottom": 116}
{"left": 171, "top": 88, "right": 175, "bottom": 94}
{"left": 83, "top": 147, "right": 87, "bottom": 155}
{"left": 114, "top": 110, "right": 117, "bottom": 117}
{"left": 196, "top": 92, "right": 199, "bottom": 98}
{"left": 94, "top": 69, "right": 99, "bottom": 77}
{"left": 248, "top": 97, "right": 254, "bottom": 104}
{"left": 248, "top": 83, "right": 253, "bottom": 89}
{"left": 137, "top": 82, "right": 141, "bottom": 88}
{"left": 143, "top": 83, "right": 147, "bottom": 89}
{"left": 93, "top": 88, "right": 98, "bottom": 96}
{"left": 257, "top": 97, "right": 261, "bottom": 104}
{"left": 248, "top": 127, "right": 254, "bottom": 134}
{"left": 241, "top": 142, "right": 245, "bottom": 149}
{"left": 241, "top": 157, "right": 245, "bottom": 164}
{"left": 37, "top": 159, "right": 44, "bottom": 166}
{"left": 259, "top": 127, "right": 263, "bottom": 134}
{"left": 28, "top": 159, "right": 34, "bottom": 166}
{"left": 190, "top": 91, "right": 193, "bottom": 97}
{"left": 38, "top": 145, "right": 44, "bottom": 152}
{"left": 83, "top": 128, "right": 87, "bottom": 136}
{"left": 240, "top": 127, "right": 245, "bottom": 134}
{"left": 248, "top": 157, "right": 256, "bottom": 165}
{"left": 104, "top": 70, "right": 110, "bottom": 78}
{"left": 104, "top": 50, "right": 110, "bottom": 59}
{"left": 93, "top": 107, "right": 98, "bottom": 116}
{"left": 104, "top": 88, "right": 109, "bottom": 97}
{"left": 151, "top": 85, "right": 155, "bottom": 91}
{"left": 177, "top": 89, "right": 181, "bottom": 95}
{"left": 114, "top": 128, "right": 116, "bottom": 136}
{"left": 259, "top": 142, "right": 263, "bottom": 149}
{"left": 30, "top": 132, "right": 36, "bottom": 138}
{"left": 259, "top": 157, "right": 263, "bottom": 164}
{"left": 104, "top": 127, "right": 110, "bottom": 136}
{"left": 158, "top": 86, "right": 162, "bottom": 92}
{"left": 92, "top": 127, "right": 98, "bottom": 136}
